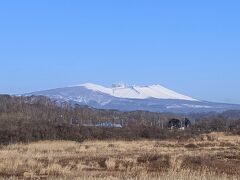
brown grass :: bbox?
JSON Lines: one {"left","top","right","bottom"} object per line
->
{"left": 0, "top": 132, "right": 239, "bottom": 179}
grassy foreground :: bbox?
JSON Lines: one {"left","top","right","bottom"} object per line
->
{"left": 0, "top": 132, "right": 240, "bottom": 179}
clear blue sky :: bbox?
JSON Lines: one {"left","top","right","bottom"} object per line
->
{"left": 0, "top": 1, "right": 240, "bottom": 104}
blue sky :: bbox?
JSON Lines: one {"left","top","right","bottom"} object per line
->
{"left": 0, "top": 1, "right": 240, "bottom": 103}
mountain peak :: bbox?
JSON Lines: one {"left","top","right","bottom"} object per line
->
{"left": 76, "top": 83, "right": 197, "bottom": 101}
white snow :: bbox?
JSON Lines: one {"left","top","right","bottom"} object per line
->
{"left": 182, "top": 104, "right": 211, "bottom": 108}
{"left": 77, "top": 83, "right": 197, "bottom": 101}
{"left": 80, "top": 83, "right": 112, "bottom": 95}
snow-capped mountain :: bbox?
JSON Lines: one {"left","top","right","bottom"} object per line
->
{"left": 76, "top": 83, "right": 197, "bottom": 101}
{"left": 24, "top": 83, "right": 240, "bottom": 113}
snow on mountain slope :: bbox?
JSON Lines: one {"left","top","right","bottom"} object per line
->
{"left": 77, "top": 83, "right": 197, "bottom": 101}
{"left": 24, "top": 83, "right": 240, "bottom": 113}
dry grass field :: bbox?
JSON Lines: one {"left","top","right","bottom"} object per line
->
{"left": 0, "top": 132, "right": 239, "bottom": 179}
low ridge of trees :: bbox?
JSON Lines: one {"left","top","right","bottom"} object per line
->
{"left": 0, "top": 95, "right": 239, "bottom": 144}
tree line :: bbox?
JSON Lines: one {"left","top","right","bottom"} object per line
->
{"left": 0, "top": 95, "right": 239, "bottom": 144}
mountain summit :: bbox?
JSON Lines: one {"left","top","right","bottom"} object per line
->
{"left": 24, "top": 83, "right": 240, "bottom": 113}
{"left": 76, "top": 83, "right": 197, "bottom": 101}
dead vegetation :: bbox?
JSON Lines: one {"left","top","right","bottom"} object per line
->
{"left": 0, "top": 132, "right": 239, "bottom": 179}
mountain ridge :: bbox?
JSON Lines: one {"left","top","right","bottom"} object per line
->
{"left": 73, "top": 83, "right": 197, "bottom": 101}
{"left": 23, "top": 83, "right": 240, "bottom": 113}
